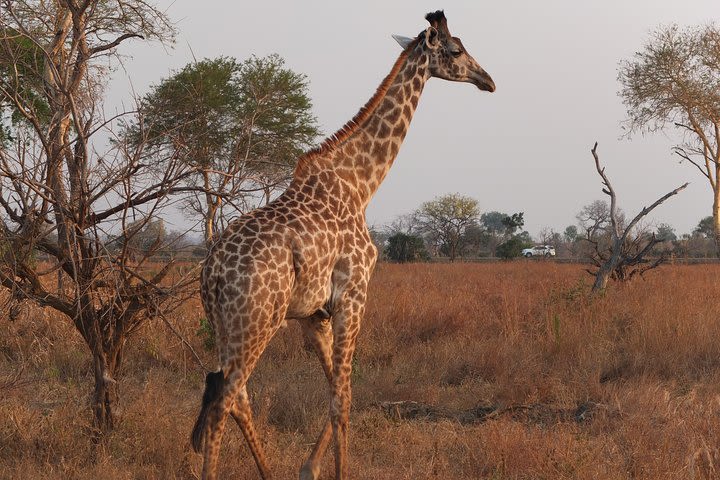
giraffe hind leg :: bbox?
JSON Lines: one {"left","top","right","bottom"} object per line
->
{"left": 230, "top": 385, "right": 271, "bottom": 479}
{"left": 200, "top": 366, "right": 259, "bottom": 480}
{"left": 191, "top": 370, "right": 225, "bottom": 453}
{"left": 200, "top": 377, "right": 233, "bottom": 480}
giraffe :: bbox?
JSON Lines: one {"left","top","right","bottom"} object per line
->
{"left": 191, "top": 10, "right": 495, "bottom": 480}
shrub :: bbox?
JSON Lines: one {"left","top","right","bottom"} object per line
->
{"left": 385, "top": 233, "right": 429, "bottom": 263}
{"left": 496, "top": 235, "right": 531, "bottom": 259}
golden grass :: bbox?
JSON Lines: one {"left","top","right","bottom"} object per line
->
{"left": 2, "top": 262, "right": 720, "bottom": 479}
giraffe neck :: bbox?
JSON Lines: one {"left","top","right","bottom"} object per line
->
{"left": 293, "top": 46, "right": 429, "bottom": 209}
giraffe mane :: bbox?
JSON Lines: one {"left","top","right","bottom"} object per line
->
{"left": 294, "top": 37, "right": 421, "bottom": 176}
{"left": 425, "top": 10, "right": 448, "bottom": 31}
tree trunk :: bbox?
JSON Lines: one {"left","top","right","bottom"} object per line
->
{"left": 203, "top": 170, "right": 218, "bottom": 244}
{"left": 92, "top": 350, "right": 117, "bottom": 437}
{"left": 204, "top": 209, "right": 215, "bottom": 245}
{"left": 592, "top": 264, "right": 611, "bottom": 292}
{"left": 592, "top": 240, "right": 622, "bottom": 293}
{"left": 264, "top": 185, "right": 272, "bottom": 205}
{"left": 76, "top": 289, "right": 124, "bottom": 440}
{"left": 713, "top": 188, "right": 720, "bottom": 257}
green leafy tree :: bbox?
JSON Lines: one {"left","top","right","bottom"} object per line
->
{"left": 384, "top": 232, "right": 429, "bottom": 263}
{"left": 517, "top": 231, "right": 533, "bottom": 244}
{"left": 460, "top": 223, "right": 490, "bottom": 257}
{"left": 560, "top": 225, "right": 581, "bottom": 257}
{"left": 496, "top": 235, "right": 532, "bottom": 260}
{"left": 619, "top": 24, "right": 720, "bottom": 255}
{"left": 502, "top": 212, "right": 525, "bottom": 235}
{"left": 0, "top": 31, "right": 51, "bottom": 143}
{"left": 125, "top": 55, "right": 320, "bottom": 243}
{"left": 415, "top": 193, "right": 480, "bottom": 261}
{"left": 563, "top": 225, "right": 579, "bottom": 243}
{"left": 695, "top": 216, "right": 714, "bottom": 238}
{"left": 656, "top": 223, "right": 677, "bottom": 242}
{"left": 480, "top": 211, "right": 508, "bottom": 236}
{"left": 476, "top": 211, "right": 524, "bottom": 256}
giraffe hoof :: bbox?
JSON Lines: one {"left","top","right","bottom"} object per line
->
{"left": 299, "top": 463, "right": 320, "bottom": 480}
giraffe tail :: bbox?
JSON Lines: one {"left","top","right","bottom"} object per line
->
{"left": 191, "top": 369, "right": 225, "bottom": 453}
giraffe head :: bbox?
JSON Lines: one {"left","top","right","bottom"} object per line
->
{"left": 394, "top": 10, "right": 496, "bottom": 92}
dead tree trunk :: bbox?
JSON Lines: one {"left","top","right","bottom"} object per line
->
{"left": 588, "top": 143, "right": 688, "bottom": 292}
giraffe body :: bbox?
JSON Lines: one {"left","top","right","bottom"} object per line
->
{"left": 192, "top": 10, "right": 495, "bottom": 480}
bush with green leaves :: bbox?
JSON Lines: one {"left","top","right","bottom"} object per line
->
{"left": 496, "top": 235, "right": 532, "bottom": 260}
{"left": 384, "top": 233, "right": 429, "bottom": 263}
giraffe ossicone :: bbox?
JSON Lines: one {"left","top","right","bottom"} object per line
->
{"left": 392, "top": 34, "right": 415, "bottom": 49}
{"left": 191, "top": 10, "right": 495, "bottom": 480}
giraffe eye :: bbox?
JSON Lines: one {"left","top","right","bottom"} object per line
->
{"left": 450, "top": 49, "right": 462, "bottom": 58}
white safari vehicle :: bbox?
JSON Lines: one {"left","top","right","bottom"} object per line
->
{"left": 522, "top": 245, "right": 556, "bottom": 257}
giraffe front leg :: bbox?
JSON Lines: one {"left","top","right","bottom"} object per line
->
{"left": 299, "top": 315, "right": 334, "bottom": 480}
{"left": 330, "top": 299, "right": 365, "bottom": 480}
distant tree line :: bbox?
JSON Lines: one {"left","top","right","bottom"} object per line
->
{"left": 371, "top": 193, "right": 532, "bottom": 263}
{"left": 371, "top": 193, "right": 716, "bottom": 264}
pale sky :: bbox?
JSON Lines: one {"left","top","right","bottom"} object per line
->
{"left": 107, "top": 0, "right": 720, "bottom": 238}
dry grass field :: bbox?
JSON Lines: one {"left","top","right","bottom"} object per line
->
{"left": 2, "top": 262, "right": 720, "bottom": 479}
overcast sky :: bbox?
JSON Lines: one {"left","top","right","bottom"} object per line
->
{"left": 107, "top": 0, "right": 720, "bottom": 237}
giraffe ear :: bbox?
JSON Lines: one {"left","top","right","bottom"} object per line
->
{"left": 424, "top": 27, "right": 440, "bottom": 50}
{"left": 392, "top": 34, "right": 414, "bottom": 49}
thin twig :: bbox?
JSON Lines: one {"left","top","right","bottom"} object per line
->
{"left": 155, "top": 305, "right": 208, "bottom": 371}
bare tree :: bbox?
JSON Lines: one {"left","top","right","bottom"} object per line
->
{"left": 576, "top": 200, "right": 611, "bottom": 238}
{"left": 586, "top": 143, "right": 687, "bottom": 292}
{"left": 537, "top": 227, "right": 562, "bottom": 246}
{"left": 383, "top": 213, "right": 419, "bottom": 236}
{"left": 0, "top": 1, "right": 199, "bottom": 439}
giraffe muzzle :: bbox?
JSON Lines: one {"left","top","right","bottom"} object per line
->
{"left": 471, "top": 69, "right": 496, "bottom": 92}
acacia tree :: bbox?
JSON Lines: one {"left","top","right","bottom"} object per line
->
{"left": 0, "top": 0, "right": 197, "bottom": 438}
{"left": 695, "top": 216, "right": 714, "bottom": 238}
{"left": 619, "top": 24, "right": 720, "bottom": 254}
{"left": 124, "top": 55, "right": 320, "bottom": 243}
{"left": 415, "top": 193, "right": 479, "bottom": 261}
